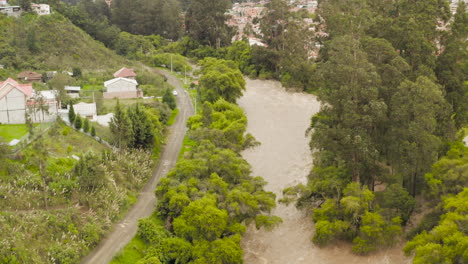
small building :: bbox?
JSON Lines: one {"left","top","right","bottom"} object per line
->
{"left": 0, "top": 5, "right": 22, "bottom": 17}
{"left": 0, "top": 0, "right": 7, "bottom": 6}
{"left": 103, "top": 77, "right": 142, "bottom": 99}
{"left": 0, "top": 78, "right": 33, "bottom": 124}
{"left": 113, "top": 67, "right": 137, "bottom": 79}
{"left": 65, "top": 86, "right": 81, "bottom": 98}
{"left": 17, "top": 71, "right": 42, "bottom": 83}
{"left": 29, "top": 90, "right": 59, "bottom": 123}
{"left": 72, "top": 102, "right": 97, "bottom": 120}
{"left": 248, "top": 37, "right": 267, "bottom": 47}
{"left": 31, "top": 3, "right": 50, "bottom": 15}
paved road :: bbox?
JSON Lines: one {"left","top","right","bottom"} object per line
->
{"left": 80, "top": 68, "right": 194, "bottom": 264}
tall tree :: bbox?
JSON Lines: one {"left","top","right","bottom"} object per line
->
{"left": 435, "top": 2, "right": 468, "bottom": 127}
{"left": 109, "top": 100, "right": 133, "bottom": 149}
{"left": 388, "top": 76, "right": 451, "bottom": 196}
{"left": 128, "top": 104, "right": 155, "bottom": 149}
{"left": 311, "top": 35, "right": 386, "bottom": 187}
{"left": 185, "top": 0, "right": 234, "bottom": 47}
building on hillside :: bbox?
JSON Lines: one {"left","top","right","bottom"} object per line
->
{"left": 248, "top": 37, "right": 267, "bottom": 47}
{"left": 0, "top": 78, "right": 59, "bottom": 124}
{"left": 103, "top": 77, "right": 142, "bottom": 99}
{"left": 31, "top": 3, "right": 50, "bottom": 15}
{"left": 0, "top": 5, "right": 21, "bottom": 17}
{"left": 72, "top": 102, "right": 97, "bottom": 120}
{"left": 29, "top": 90, "right": 59, "bottom": 123}
{"left": 65, "top": 86, "right": 81, "bottom": 98}
{"left": 0, "top": 78, "right": 33, "bottom": 124}
{"left": 0, "top": 0, "right": 7, "bottom": 6}
{"left": 113, "top": 67, "right": 137, "bottom": 79}
{"left": 17, "top": 71, "right": 42, "bottom": 83}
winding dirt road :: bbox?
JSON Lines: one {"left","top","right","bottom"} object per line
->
{"left": 80, "top": 68, "right": 194, "bottom": 264}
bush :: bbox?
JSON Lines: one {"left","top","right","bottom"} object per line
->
{"left": 74, "top": 115, "right": 82, "bottom": 130}
{"left": 83, "top": 118, "right": 90, "bottom": 133}
{"left": 137, "top": 218, "right": 169, "bottom": 245}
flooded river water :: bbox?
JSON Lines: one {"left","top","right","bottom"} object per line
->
{"left": 239, "top": 79, "right": 410, "bottom": 264}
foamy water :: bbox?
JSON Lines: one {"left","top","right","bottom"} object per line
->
{"left": 239, "top": 78, "right": 410, "bottom": 264}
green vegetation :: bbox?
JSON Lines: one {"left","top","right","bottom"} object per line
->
{"left": 0, "top": 13, "right": 126, "bottom": 70}
{"left": 0, "top": 121, "right": 154, "bottom": 263}
{"left": 276, "top": 0, "right": 468, "bottom": 257}
{"left": 0, "top": 124, "right": 29, "bottom": 141}
{"left": 121, "top": 60, "right": 278, "bottom": 263}
{"left": 198, "top": 58, "right": 246, "bottom": 103}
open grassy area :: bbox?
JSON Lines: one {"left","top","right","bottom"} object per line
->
{"left": 0, "top": 124, "right": 29, "bottom": 142}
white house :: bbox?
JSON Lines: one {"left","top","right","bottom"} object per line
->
{"left": 0, "top": 5, "right": 21, "bottom": 17}
{"left": 0, "top": 0, "right": 7, "bottom": 6}
{"left": 0, "top": 78, "right": 33, "bottom": 124}
{"left": 0, "top": 78, "right": 58, "bottom": 124}
{"left": 29, "top": 90, "right": 59, "bottom": 123}
{"left": 103, "top": 77, "right": 141, "bottom": 99}
{"left": 65, "top": 86, "right": 81, "bottom": 98}
{"left": 31, "top": 3, "right": 50, "bottom": 15}
{"left": 72, "top": 102, "right": 97, "bottom": 120}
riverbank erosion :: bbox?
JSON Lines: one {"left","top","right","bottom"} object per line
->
{"left": 239, "top": 78, "right": 410, "bottom": 264}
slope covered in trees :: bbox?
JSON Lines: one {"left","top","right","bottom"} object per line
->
{"left": 280, "top": 0, "right": 467, "bottom": 259}
{"left": 0, "top": 12, "right": 126, "bottom": 70}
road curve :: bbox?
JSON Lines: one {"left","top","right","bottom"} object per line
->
{"left": 80, "top": 68, "right": 194, "bottom": 264}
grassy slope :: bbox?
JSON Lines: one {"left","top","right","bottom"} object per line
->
{"left": 0, "top": 121, "right": 155, "bottom": 263}
{"left": 0, "top": 13, "right": 127, "bottom": 71}
{"left": 0, "top": 124, "right": 29, "bottom": 141}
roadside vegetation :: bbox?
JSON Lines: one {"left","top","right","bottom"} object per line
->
{"left": 0, "top": 76, "right": 176, "bottom": 263}
{"left": 0, "top": 121, "right": 153, "bottom": 263}
{"left": 113, "top": 59, "right": 279, "bottom": 263}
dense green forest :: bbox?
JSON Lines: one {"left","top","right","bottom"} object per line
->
{"left": 279, "top": 0, "right": 467, "bottom": 262}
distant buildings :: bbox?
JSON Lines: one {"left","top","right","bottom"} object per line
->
{"left": 0, "top": 2, "right": 50, "bottom": 17}
{"left": 17, "top": 71, "right": 42, "bottom": 83}
{"left": 65, "top": 86, "right": 81, "bottom": 98}
{"left": 449, "top": 0, "right": 467, "bottom": 13}
{"left": 0, "top": 5, "right": 21, "bottom": 17}
{"left": 31, "top": 3, "right": 50, "bottom": 15}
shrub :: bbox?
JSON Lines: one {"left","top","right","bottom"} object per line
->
{"left": 74, "top": 115, "right": 82, "bottom": 130}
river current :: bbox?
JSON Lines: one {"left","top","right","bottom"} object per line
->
{"left": 239, "top": 78, "right": 410, "bottom": 264}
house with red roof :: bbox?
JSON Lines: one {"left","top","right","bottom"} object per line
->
{"left": 0, "top": 78, "right": 58, "bottom": 124}
{"left": 113, "top": 67, "right": 137, "bottom": 79}
{"left": 17, "top": 71, "right": 42, "bottom": 83}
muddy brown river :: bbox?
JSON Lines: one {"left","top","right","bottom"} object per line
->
{"left": 239, "top": 78, "right": 410, "bottom": 264}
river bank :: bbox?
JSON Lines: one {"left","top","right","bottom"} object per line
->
{"left": 239, "top": 78, "right": 410, "bottom": 264}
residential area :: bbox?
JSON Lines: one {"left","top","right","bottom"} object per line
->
{"left": 0, "top": 65, "right": 175, "bottom": 147}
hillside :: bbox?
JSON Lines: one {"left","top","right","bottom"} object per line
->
{"left": 0, "top": 121, "right": 155, "bottom": 263}
{"left": 0, "top": 12, "right": 127, "bottom": 71}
